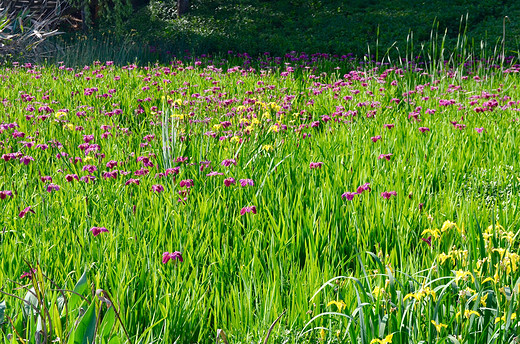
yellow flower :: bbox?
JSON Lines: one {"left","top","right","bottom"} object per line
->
{"left": 480, "top": 293, "right": 488, "bottom": 307}
{"left": 464, "top": 310, "right": 480, "bottom": 318}
{"left": 213, "top": 124, "right": 222, "bottom": 131}
{"left": 372, "top": 286, "right": 384, "bottom": 298}
{"left": 251, "top": 118, "right": 261, "bottom": 126}
{"left": 245, "top": 125, "right": 254, "bottom": 132}
{"left": 63, "top": 123, "right": 74, "bottom": 130}
{"left": 173, "top": 99, "right": 182, "bottom": 106}
{"left": 269, "top": 125, "right": 280, "bottom": 133}
{"left": 431, "top": 320, "right": 448, "bottom": 333}
{"left": 495, "top": 313, "right": 516, "bottom": 324}
{"left": 422, "top": 228, "right": 441, "bottom": 239}
{"left": 84, "top": 156, "right": 94, "bottom": 162}
{"left": 493, "top": 248, "right": 506, "bottom": 257}
{"left": 454, "top": 270, "right": 474, "bottom": 283}
{"left": 502, "top": 231, "right": 515, "bottom": 245}
{"left": 438, "top": 252, "right": 451, "bottom": 264}
{"left": 441, "top": 220, "right": 457, "bottom": 232}
{"left": 230, "top": 136, "right": 240, "bottom": 144}
{"left": 370, "top": 334, "right": 393, "bottom": 344}
{"left": 327, "top": 300, "right": 346, "bottom": 312}
{"left": 262, "top": 112, "right": 271, "bottom": 119}
{"left": 319, "top": 328, "right": 326, "bottom": 341}
{"left": 55, "top": 111, "right": 67, "bottom": 118}
{"left": 262, "top": 144, "right": 274, "bottom": 152}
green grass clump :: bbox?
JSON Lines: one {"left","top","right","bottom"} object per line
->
{"left": 0, "top": 55, "right": 519, "bottom": 343}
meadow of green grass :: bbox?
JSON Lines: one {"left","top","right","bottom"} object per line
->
{"left": 0, "top": 52, "right": 520, "bottom": 343}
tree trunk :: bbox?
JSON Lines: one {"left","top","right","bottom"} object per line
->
{"left": 177, "top": 0, "right": 189, "bottom": 17}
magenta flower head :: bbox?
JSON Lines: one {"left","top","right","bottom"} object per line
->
{"left": 240, "top": 206, "right": 257, "bottom": 215}
{"left": 20, "top": 156, "right": 34, "bottom": 165}
{"left": 371, "top": 135, "right": 382, "bottom": 143}
{"left": 356, "top": 183, "right": 371, "bottom": 194}
{"left": 309, "top": 162, "right": 324, "bottom": 169}
{"left": 341, "top": 192, "right": 357, "bottom": 201}
{"left": 20, "top": 269, "right": 37, "bottom": 280}
{"left": 46, "top": 184, "right": 60, "bottom": 192}
{"left": 224, "top": 177, "right": 236, "bottom": 187}
{"left": 239, "top": 179, "right": 254, "bottom": 187}
{"left": 179, "top": 179, "right": 193, "bottom": 188}
{"left": 152, "top": 184, "right": 164, "bottom": 193}
{"left": 206, "top": 171, "right": 224, "bottom": 177}
{"left": 418, "top": 127, "right": 430, "bottom": 133}
{"left": 162, "top": 251, "right": 183, "bottom": 264}
{"left": 475, "top": 127, "right": 484, "bottom": 133}
{"left": 19, "top": 206, "right": 35, "bottom": 218}
{"left": 378, "top": 154, "right": 393, "bottom": 161}
{"left": 82, "top": 165, "right": 97, "bottom": 173}
{"left": 125, "top": 178, "right": 140, "bottom": 186}
{"left": 0, "top": 190, "right": 13, "bottom": 200}
{"left": 65, "top": 174, "right": 79, "bottom": 182}
{"left": 80, "top": 175, "right": 96, "bottom": 183}
{"left": 221, "top": 159, "right": 237, "bottom": 167}
{"left": 90, "top": 226, "right": 108, "bottom": 236}
{"left": 106, "top": 160, "right": 118, "bottom": 169}
{"left": 384, "top": 124, "right": 395, "bottom": 130}
{"left": 40, "top": 176, "right": 52, "bottom": 183}
{"left": 381, "top": 191, "right": 397, "bottom": 199}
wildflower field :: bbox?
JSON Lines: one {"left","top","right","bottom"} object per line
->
{"left": 1, "top": 52, "right": 520, "bottom": 344}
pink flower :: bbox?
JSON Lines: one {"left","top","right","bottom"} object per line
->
{"left": 103, "top": 171, "right": 118, "bottom": 179}
{"left": 378, "top": 154, "right": 393, "bottom": 161}
{"left": 309, "top": 162, "right": 324, "bottom": 169}
{"left": 162, "top": 251, "right": 183, "bottom": 264}
{"left": 179, "top": 179, "right": 193, "bottom": 188}
{"left": 46, "top": 184, "right": 60, "bottom": 192}
{"left": 40, "top": 176, "right": 52, "bottom": 183}
{"left": 65, "top": 174, "right": 79, "bottom": 182}
{"left": 475, "top": 127, "right": 484, "bottom": 133}
{"left": 152, "top": 184, "right": 164, "bottom": 193}
{"left": 356, "top": 183, "right": 371, "bottom": 194}
{"left": 224, "top": 178, "right": 236, "bottom": 187}
{"left": 20, "top": 156, "right": 34, "bottom": 165}
{"left": 221, "top": 159, "right": 237, "bottom": 167}
{"left": 418, "top": 127, "right": 430, "bottom": 133}
{"left": 240, "top": 206, "right": 257, "bottom": 215}
{"left": 206, "top": 171, "right": 224, "bottom": 177}
{"left": 125, "top": 178, "right": 140, "bottom": 186}
{"left": 106, "top": 160, "right": 118, "bottom": 169}
{"left": 381, "top": 191, "right": 397, "bottom": 199}
{"left": 80, "top": 175, "right": 96, "bottom": 183}
{"left": 165, "top": 167, "right": 180, "bottom": 175}
{"left": 90, "top": 226, "right": 108, "bottom": 236}
{"left": 371, "top": 135, "right": 382, "bottom": 143}
{"left": 0, "top": 190, "right": 13, "bottom": 199}
{"left": 239, "top": 179, "right": 254, "bottom": 187}
{"left": 19, "top": 206, "right": 35, "bottom": 218}
{"left": 384, "top": 124, "right": 394, "bottom": 130}
{"left": 341, "top": 192, "right": 357, "bottom": 200}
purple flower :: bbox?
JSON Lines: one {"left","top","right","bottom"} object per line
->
{"left": 106, "top": 160, "right": 118, "bottom": 169}
{"left": 125, "top": 178, "right": 140, "bottom": 186}
{"left": 239, "top": 179, "right": 254, "bottom": 187}
{"left": 80, "top": 175, "right": 96, "bottom": 183}
{"left": 65, "top": 174, "right": 79, "bottom": 182}
{"left": 40, "top": 176, "right": 52, "bottom": 183}
{"left": 384, "top": 124, "right": 394, "bottom": 130}
{"left": 381, "top": 191, "right": 397, "bottom": 199}
{"left": 378, "top": 154, "right": 393, "bottom": 161}
{"left": 221, "top": 159, "right": 237, "bottom": 167}
{"left": 19, "top": 206, "right": 35, "bottom": 218}
{"left": 206, "top": 171, "right": 224, "bottom": 177}
{"left": 240, "top": 206, "right": 257, "bottom": 215}
{"left": 103, "top": 171, "right": 118, "bottom": 179}
{"left": 418, "top": 127, "right": 430, "bottom": 133}
{"left": 20, "top": 269, "right": 37, "bottom": 280}
{"left": 165, "top": 167, "right": 180, "bottom": 175}
{"left": 179, "top": 179, "right": 193, "bottom": 188}
{"left": 371, "top": 135, "right": 382, "bottom": 143}
{"left": 224, "top": 177, "right": 236, "bottom": 187}
{"left": 46, "top": 184, "right": 60, "bottom": 192}
{"left": 421, "top": 236, "right": 432, "bottom": 248}
{"left": 309, "top": 162, "right": 324, "bottom": 169}
{"left": 341, "top": 192, "right": 357, "bottom": 201}
{"left": 82, "top": 165, "right": 97, "bottom": 173}
{"left": 20, "top": 156, "right": 34, "bottom": 165}
{"left": 152, "top": 184, "right": 164, "bottom": 193}
{"left": 162, "top": 251, "right": 183, "bottom": 264}
{"left": 90, "top": 226, "right": 108, "bottom": 236}
{"left": 0, "top": 190, "right": 13, "bottom": 199}
{"left": 356, "top": 183, "right": 371, "bottom": 194}
{"left": 475, "top": 127, "right": 484, "bottom": 133}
